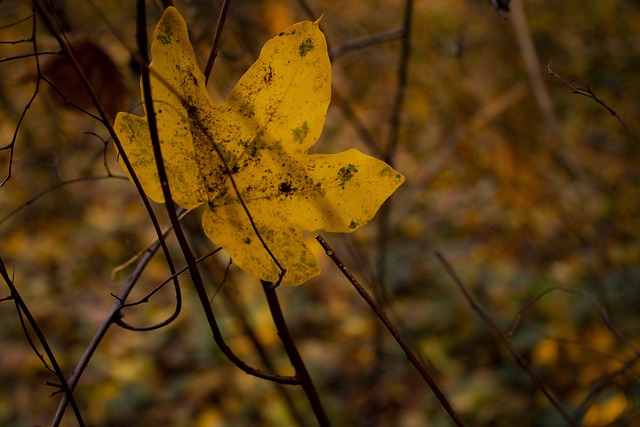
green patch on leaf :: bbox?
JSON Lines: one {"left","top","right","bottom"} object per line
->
{"left": 156, "top": 25, "right": 173, "bottom": 45}
{"left": 298, "top": 38, "right": 314, "bottom": 56}
{"left": 292, "top": 122, "right": 310, "bottom": 143}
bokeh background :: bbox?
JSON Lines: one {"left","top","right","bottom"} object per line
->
{"left": 1, "top": 0, "right": 639, "bottom": 425}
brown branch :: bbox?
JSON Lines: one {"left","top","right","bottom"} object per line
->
{"left": 0, "top": 176, "right": 118, "bottom": 226}
{"left": 385, "top": 0, "right": 412, "bottom": 162}
{"left": 0, "top": 257, "right": 85, "bottom": 426}
{"left": 317, "top": 235, "right": 467, "bottom": 427}
{"left": 547, "top": 62, "right": 640, "bottom": 141}
{"left": 575, "top": 352, "right": 640, "bottom": 422}
{"left": 262, "top": 281, "right": 330, "bottom": 426}
{"left": 330, "top": 28, "right": 403, "bottom": 59}
{"left": 434, "top": 251, "right": 578, "bottom": 426}
{"left": 506, "top": 284, "right": 640, "bottom": 422}
{"left": 376, "top": 0, "right": 412, "bottom": 291}
{"left": 221, "top": 284, "right": 310, "bottom": 426}
{"left": 508, "top": 286, "right": 638, "bottom": 352}
{"left": 203, "top": 0, "right": 231, "bottom": 83}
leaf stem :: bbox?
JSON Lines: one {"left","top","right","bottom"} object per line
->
{"left": 261, "top": 281, "right": 331, "bottom": 426}
{"left": 316, "top": 235, "right": 466, "bottom": 427}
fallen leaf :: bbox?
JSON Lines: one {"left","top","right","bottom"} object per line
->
{"left": 115, "top": 7, "right": 404, "bottom": 285}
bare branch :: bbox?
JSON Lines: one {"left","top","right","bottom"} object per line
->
{"left": 548, "top": 62, "right": 640, "bottom": 141}
{"left": 318, "top": 235, "right": 467, "bottom": 427}
{"left": 435, "top": 251, "right": 578, "bottom": 427}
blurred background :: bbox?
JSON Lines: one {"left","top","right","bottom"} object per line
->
{"left": 1, "top": 0, "right": 639, "bottom": 425}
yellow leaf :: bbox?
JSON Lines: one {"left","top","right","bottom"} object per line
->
{"left": 114, "top": 7, "right": 404, "bottom": 285}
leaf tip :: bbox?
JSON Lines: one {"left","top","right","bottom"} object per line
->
{"left": 314, "top": 14, "right": 324, "bottom": 26}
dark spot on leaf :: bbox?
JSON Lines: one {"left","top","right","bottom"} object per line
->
{"left": 278, "top": 181, "right": 297, "bottom": 194}
{"left": 349, "top": 221, "right": 358, "bottom": 230}
{"left": 244, "top": 237, "right": 251, "bottom": 244}
{"left": 264, "top": 65, "right": 274, "bottom": 84}
{"left": 338, "top": 164, "right": 358, "bottom": 183}
{"left": 298, "top": 38, "right": 314, "bottom": 57}
{"left": 186, "top": 71, "right": 198, "bottom": 86}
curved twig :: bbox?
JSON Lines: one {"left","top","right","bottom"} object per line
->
{"left": 115, "top": 248, "right": 222, "bottom": 331}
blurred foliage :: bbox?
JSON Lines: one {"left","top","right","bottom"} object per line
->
{"left": 1, "top": 0, "right": 639, "bottom": 426}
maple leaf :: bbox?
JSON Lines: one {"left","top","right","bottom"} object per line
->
{"left": 114, "top": 7, "right": 404, "bottom": 286}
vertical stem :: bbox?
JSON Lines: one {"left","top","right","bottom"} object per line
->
{"left": 261, "top": 281, "right": 330, "bottom": 426}
{"left": 203, "top": 0, "right": 232, "bottom": 83}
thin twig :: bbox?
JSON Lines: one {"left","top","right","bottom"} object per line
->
{"left": 114, "top": 248, "right": 222, "bottom": 331}
{"left": 506, "top": 284, "right": 640, "bottom": 422}
{"left": 508, "top": 286, "right": 638, "bottom": 352}
{"left": 547, "top": 62, "right": 640, "bottom": 141}
{"left": 262, "top": 281, "right": 330, "bottom": 427}
{"left": 510, "top": 0, "right": 582, "bottom": 179}
{"left": 0, "top": 257, "right": 85, "bottom": 426}
{"left": 575, "top": 352, "right": 640, "bottom": 422}
{"left": 331, "top": 89, "right": 383, "bottom": 157}
{"left": 510, "top": 0, "right": 562, "bottom": 137}
{"left": 0, "top": 176, "right": 119, "bottom": 226}
{"left": 227, "top": 287, "right": 310, "bottom": 426}
{"left": 50, "top": 237, "right": 166, "bottom": 426}
{"left": 376, "top": 0, "right": 412, "bottom": 289}
{"left": 111, "top": 207, "right": 192, "bottom": 279}
{"left": 330, "top": 28, "right": 403, "bottom": 59}
{"left": 385, "top": 0, "right": 412, "bottom": 162}
{"left": 203, "top": 0, "right": 231, "bottom": 83}
{"left": 0, "top": 9, "right": 41, "bottom": 187}
{"left": 434, "top": 251, "right": 577, "bottom": 426}
{"left": 187, "top": 225, "right": 309, "bottom": 425}
{"left": 317, "top": 235, "right": 466, "bottom": 427}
